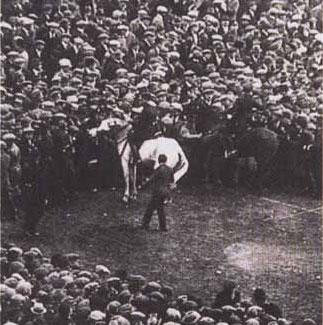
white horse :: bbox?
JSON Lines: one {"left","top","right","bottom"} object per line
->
{"left": 89, "top": 118, "right": 189, "bottom": 203}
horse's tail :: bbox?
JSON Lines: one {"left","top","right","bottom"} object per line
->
{"left": 173, "top": 150, "right": 189, "bottom": 183}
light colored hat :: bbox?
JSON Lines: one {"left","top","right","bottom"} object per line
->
{"left": 109, "top": 315, "right": 131, "bottom": 325}
{"left": 157, "top": 6, "right": 168, "bottom": 13}
{"left": 166, "top": 308, "right": 182, "bottom": 321}
{"left": 31, "top": 302, "right": 47, "bottom": 315}
{"left": 132, "top": 106, "right": 144, "bottom": 114}
{"left": 16, "top": 281, "right": 32, "bottom": 296}
{"left": 88, "top": 310, "right": 106, "bottom": 321}
{"left": 47, "top": 22, "right": 59, "bottom": 28}
{"left": 110, "top": 40, "right": 121, "bottom": 47}
{"left": 95, "top": 265, "right": 111, "bottom": 275}
{"left": 59, "top": 58, "right": 72, "bottom": 67}
{"left": 22, "top": 126, "right": 34, "bottom": 133}
{"left": 171, "top": 103, "right": 183, "bottom": 111}
{"left": 2, "top": 133, "right": 16, "bottom": 141}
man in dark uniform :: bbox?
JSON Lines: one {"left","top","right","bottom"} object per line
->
{"left": 141, "top": 154, "right": 175, "bottom": 232}
{"left": 195, "top": 86, "right": 224, "bottom": 134}
{"left": 229, "top": 83, "right": 262, "bottom": 134}
{"left": 130, "top": 101, "right": 160, "bottom": 162}
{"left": 20, "top": 126, "right": 44, "bottom": 236}
{"left": 51, "top": 113, "right": 76, "bottom": 202}
{"left": 1, "top": 140, "right": 16, "bottom": 221}
{"left": 2, "top": 133, "right": 21, "bottom": 221}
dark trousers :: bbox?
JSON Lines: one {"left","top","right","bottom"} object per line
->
{"left": 22, "top": 184, "right": 44, "bottom": 234}
{"left": 1, "top": 188, "right": 16, "bottom": 220}
{"left": 143, "top": 194, "right": 167, "bottom": 230}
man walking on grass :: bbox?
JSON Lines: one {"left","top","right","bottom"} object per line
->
{"left": 142, "top": 154, "right": 175, "bottom": 232}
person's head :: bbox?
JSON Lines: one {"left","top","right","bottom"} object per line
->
{"left": 158, "top": 154, "right": 167, "bottom": 164}
{"left": 34, "top": 39, "right": 45, "bottom": 51}
{"left": 61, "top": 33, "right": 71, "bottom": 44}
{"left": 23, "top": 127, "right": 35, "bottom": 140}
{"left": 145, "top": 31, "right": 156, "bottom": 44}
{"left": 2, "top": 133, "right": 16, "bottom": 148}
{"left": 202, "top": 49, "right": 212, "bottom": 62}
{"left": 20, "top": 85, "right": 31, "bottom": 99}
{"left": 59, "top": 59, "right": 72, "bottom": 72}
{"left": 184, "top": 70, "right": 196, "bottom": 83}
{"left": 221, "top": 18, "right": 230, "bottom": 31}
{"left": 253, "top": 287, "right": 267, "bottom": 305}
{"left": 204, "top": 88, "right": 214, "bottom": 102}
{"left": 0, "top": 140, "right": 7, "bottom": 153}
{"left": 58, "top": 302, "right": 73, "bottom": 319}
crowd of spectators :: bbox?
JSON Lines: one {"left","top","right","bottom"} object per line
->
{"left": 0, "top": 244, "right": 319, "bottom": 325}
{"left": 1, "top": 2, "right": 321, "bottom": 323}
{"left": 1, "top": 0, "right": 322, "bottom": 228}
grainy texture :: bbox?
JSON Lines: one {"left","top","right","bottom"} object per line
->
{"left": 1, "top": 186, "right": 321, "bottom": 323}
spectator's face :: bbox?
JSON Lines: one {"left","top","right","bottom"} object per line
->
{"left": 62, "top": 21, "right": 71, "bottom": 29}
{"left": 58, "top": 119, "right": 67, "bottom": 128}
{"left": 185, "top": 75, "right": 194, "bottom": 83}
{"left": 44, "top": 6, "right": 52, "bottom": 15}
{"left": 148, "top": 35, "right": 156, "bottom": 43}
{"left": 233, "top": 83, "right": 243, "bottom": 94}
{"left": 16, "top": 75, "right": 25, "bottom": 89}
{"left": 218, "top": 49, "right": 226, "bottom": 58}
{"left": 227, "top": 42, "right": 235, "bottom": 51}
{"left": 33, "top": 62, "right": 43, "bottom": 70}
{"left": 214, "top": 42, "right": 224, "bottom": 52}
{"left": 268, "top": 12, "right": 279, "bottom": 25}
{"left": 296, "top": 2, "right": 306, "bottom": 13}
{"left": 230, "top": 22, "right": 238, "bottom": 33}
{"left": 191, "top": 24, "right": 198, "bottom": 33}
{"left": 204, "top": 92, "right": 213, "bottom": 102}
{"left": 120, "top": 12, "right": 127, "bottom": 22}
{"left": 142, "top": 17, "right": 150, "bottom": 26}
{"left": 225, "top": 98, "right": 235, "bottom": 108}
{"left": 129, "top": 77, "right": 137, "bottom": 85}
{"left": 62, "top": 36, "right": 70, "bottom": 44}
{"left": 36, "top": 43, "right": 45, "bottom": 51}
{"left": 23, "top": 84, "right": 33, "bottom": 94}
{"left": 119, "top": 28, "right": 127, "bottom": 36}
{"left": 181, "top": 21, "right": 190, "bottom": 31}
{"left": 157, "top": 94, "right": 167, "bottom": 103}
{"left": 221, "top": 20, "right": 230, "bottom": 30}
{"left": 249, "top": 2, "right": 257, "bottom": 11}
{"left": 204, "top": 52, "right": 212, "bottom": 61}
{"left": 258, "top": 74, "right": 267, "bottom": 82}
{"left": 62, "top": 65, "right": 70, "bottom": 72}
{"left": 240, "top": 18, "right": 249, "bottom": 27}
{"left": 85, "top": 5, "right": 92, "bottom": 13}
{"left": 5, "top": 140, "right": 14, "bottom": 149}
{"left": 25, "top": 131, "right": 34, "bottom": 141}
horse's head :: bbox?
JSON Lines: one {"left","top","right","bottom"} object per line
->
{"left": 88, "top": 117, "right": 128, "bottom": 138}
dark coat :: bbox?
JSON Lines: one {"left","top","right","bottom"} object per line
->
{"left": 102, "top": 59, "right": 126, "bottom": 80}
{"left": 150, "top": 164, "right": 175, "bottom": 198}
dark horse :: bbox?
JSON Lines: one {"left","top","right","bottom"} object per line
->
{"left": 201, "top": 121, "right": 279, "bottom": 189}
{"left": 231, "top": 127, "right": 280, "bottom": 189}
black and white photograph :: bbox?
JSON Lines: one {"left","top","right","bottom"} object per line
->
{"left": 0, "top": 0, "right": 322, "bottom": 324}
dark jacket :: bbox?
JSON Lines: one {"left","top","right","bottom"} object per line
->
{"left": 149, "top": 163, "right": 174, "bottom": 197}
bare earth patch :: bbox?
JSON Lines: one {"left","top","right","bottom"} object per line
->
{"left": 1, "top": 187, "right": 321, "bottom": 323}
{"left": 224, "top": 242, "right": 318, "bottom": 275}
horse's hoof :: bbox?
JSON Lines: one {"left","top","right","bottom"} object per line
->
{"left": 131, "top": 194, "right": 137, "bottom": 201}
{"left": 122, "top": 196, "right": 129, "bottom": 204}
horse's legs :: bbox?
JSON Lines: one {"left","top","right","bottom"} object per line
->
{"left": 130, "top": 162, "right": 138, "bottom": 200}
{"left": 120, "top": 155, "right": 130, "bottom": 204}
